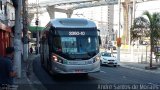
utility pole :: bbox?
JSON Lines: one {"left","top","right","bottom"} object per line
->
{"left": 129, "top": 0, "right": 136, "bottom": 46}
{"left": 36, "top": 0, "right": 39, "bottom": 54}
{"left": 117, "top": 0, "right": 121, "bottom": 64}
{"left": 14, "top": 0, "right": 22, "bottom": 78}
{"left": 129, "top": 0, "right": 136, "bottom": 62}
{"left": 22, "top": 0, "right": 28, "bottom": 61}
{"left": 132, "top": 0, "right": 136, "bottom": 24}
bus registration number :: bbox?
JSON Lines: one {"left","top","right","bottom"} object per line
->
{"left": 69, "top": 31, "right": 85, "bottom": 35}
{"left": 68, "top": 61, "right": 85, "bottom": 65}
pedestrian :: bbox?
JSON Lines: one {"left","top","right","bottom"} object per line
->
{"left": 0, "top": 47, "right": 17, "bottom": 87}
{"left": 30, "top": 47, "right": 33, "bottom": 54}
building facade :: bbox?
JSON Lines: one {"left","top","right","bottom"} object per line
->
{"left": 98, "top": 5, "right": 116, "bottom": 48}
{"left": 0, "top": 0, "right": 15, "bottom": 56}
{"left": 0, "top": 0, "right": 15, "bottom": 26}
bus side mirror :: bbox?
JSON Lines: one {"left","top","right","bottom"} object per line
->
{"left": 98, "top": 36, "right": 102, "bottom": 45}
{"left": 97, "top": 29, "right": 101, "bottom": 45}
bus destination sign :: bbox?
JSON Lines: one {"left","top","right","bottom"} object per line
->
{"left": 69, "top": 31, "right": 85, "bottom": 36}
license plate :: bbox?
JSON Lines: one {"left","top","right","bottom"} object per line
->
{"left": 68, "top": 61, "right": 85, "bottom": 65}
{"left": 108, "top": 62, "right": 114, "bottom": 64}
{"left": 75, "top": 69, "right": 84, "bottom": 72}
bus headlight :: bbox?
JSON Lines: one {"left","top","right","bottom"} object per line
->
{"left": 93, "top": 56, "right": 100, "bottom": 63}
{"left": 52, "top": 55, "right": 58, "bottom": 62}
{"left": 51, "top": 55, "right": 68, "bottom": 64}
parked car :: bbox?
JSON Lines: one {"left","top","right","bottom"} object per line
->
{"left": 100, "top": 52, "right": 117, "bottom": 67}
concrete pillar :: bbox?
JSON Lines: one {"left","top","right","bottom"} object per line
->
{"left": 122, "top": 0, "right": 130, "bottom": 45}
{"left": 66, "top": 9, "right": 73, "bottom": 18}
{"left": 46, "top": 5, "right": 55, "bottom": 19}
{"left": 46, "top": 5, "right": 73, "bottom": 18}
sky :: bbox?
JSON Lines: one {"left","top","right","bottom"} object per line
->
{"left": 29, "top": 0, "right": 160, "bottom": 27}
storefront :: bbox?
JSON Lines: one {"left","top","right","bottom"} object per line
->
{"left": 0, "top": 22, "right": 11, "bottom": 56}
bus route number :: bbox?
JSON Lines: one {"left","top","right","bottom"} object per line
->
{"left": 69, "top": 31, "right": 85, "bottom": 35}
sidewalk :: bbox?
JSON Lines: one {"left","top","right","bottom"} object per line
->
{"left": 14, "top": 54, "right": 46, "bottom": 90}
{"left": 120, "top": 62, "right": 160, "bottom": 74}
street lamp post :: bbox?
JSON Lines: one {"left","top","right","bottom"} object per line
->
{"left": 35, "top": 19, "right": 39, "bottom": 54}
{"left": 117, "top": 0, "right": 121, "bottom": 64}
{"left": 22, "top": 0, "right": 28, "bottom": 61}
{"left": 14, "top": 0, "right": 22, "bottom": 78}
{"left": 36, "top": 0, "right": 39, "bottom": 54}
{"left": 130, "top": 0, "right": 136, "bottom": 62}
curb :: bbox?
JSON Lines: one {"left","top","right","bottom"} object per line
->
{"left": 119, "top": 63, "right": 160, "bottom": 74}
{"left": 15, "top": 54, "right": 46, "bottom": 90}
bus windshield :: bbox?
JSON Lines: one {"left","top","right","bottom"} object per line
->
{"left": 52, "top": 36, "right": 99, "bottom": 60}
{"left": 61, "top": 36, "right": 98, "bottom": 54}
{"left": 51, "top": 28, "right": 99, "bottom": 60}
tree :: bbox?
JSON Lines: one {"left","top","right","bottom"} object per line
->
{"left": 131, "top": 17, "right": 149, "bottom": 42}
{"left": 131, "top": 11, "right": 160, "bottom": 68}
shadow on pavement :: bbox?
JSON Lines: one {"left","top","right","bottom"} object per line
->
{"left": 50, "top": 74, "right": 95, "bottom": 82}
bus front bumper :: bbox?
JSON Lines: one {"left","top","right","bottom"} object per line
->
{"left": 51, "top": 60, "right": 100, "bottom": 74}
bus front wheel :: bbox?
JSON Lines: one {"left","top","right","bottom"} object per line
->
{"left": 81, "top": 73, "right": 88, "bottom": 78}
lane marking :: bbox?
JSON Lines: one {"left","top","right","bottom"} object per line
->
{"left": 100, "top": 70, "right": 106, "bottom": 73}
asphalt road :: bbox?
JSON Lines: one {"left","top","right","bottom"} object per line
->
{"left": 33, "top": 56, "right": 160, "bottom": 90}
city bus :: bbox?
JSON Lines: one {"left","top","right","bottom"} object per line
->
{"left": 40, "top": 18, "right": 101, "bottom": 76}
